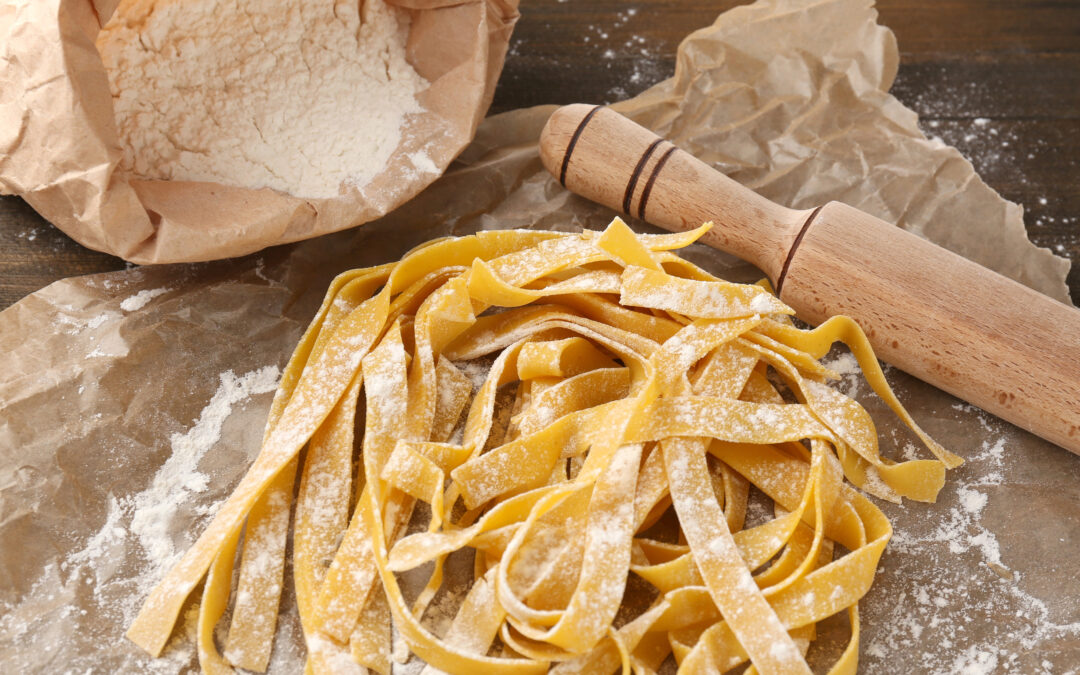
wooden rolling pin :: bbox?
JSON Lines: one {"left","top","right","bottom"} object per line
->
{"left": 539, "top": 104, "right": 1080, "bottom": 456}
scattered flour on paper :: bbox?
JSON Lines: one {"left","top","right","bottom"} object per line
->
{"left": 128, "top": 366, "right": 281, "bottom": 578}
{"left": 826, "top": 372, "right": 1080, "bottom": 672}
{"left": 55, "top": 307, "right": 119, "bottom": 334}
{"left": 30, "top": 366, "right": 281, "bottom": 670}
{"left": 97, "top": 0, "right": 428, "bottom": 198}
{"left": 120, "top": 287, "right": 169, "bottom": 312}
{"left": 71, "top": 366, "right": 279, "bottom": 578}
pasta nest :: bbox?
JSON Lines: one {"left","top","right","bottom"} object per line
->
{"left": 128, "top": 218, "right": 961, "bottom": 674}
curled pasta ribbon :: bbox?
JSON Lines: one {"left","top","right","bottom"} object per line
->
{"left": 127, "top": 218, "right": 957, "bottom": 674}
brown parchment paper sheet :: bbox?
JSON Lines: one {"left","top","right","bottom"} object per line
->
{"left": 1, "top": 0, "right": 1078, "bottom": 672}
{"left": 0, "top": 0, "right": 519, "bottom": 265}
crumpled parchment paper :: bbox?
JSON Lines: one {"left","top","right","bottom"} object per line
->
{"left": 1, "top": 0, "right": 1077, "bottom": 672}
{"left": 0, "top": 0, "right": 519, "bottom": 264}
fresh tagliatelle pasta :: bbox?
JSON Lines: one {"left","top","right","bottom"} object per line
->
{"left": 126, "top": 218, "right": 963, "bottom": 674}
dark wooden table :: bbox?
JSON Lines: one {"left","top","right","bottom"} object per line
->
{"left": 1, "top": 0, "right": 1077, "bottom": 310}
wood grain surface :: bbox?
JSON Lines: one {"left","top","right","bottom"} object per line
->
{"left": 1, "top": 0, "right": 1077, "bottom": 310}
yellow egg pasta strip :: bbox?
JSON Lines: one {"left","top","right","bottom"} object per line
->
{"left": 621, "top": 265, "right": 794, "bottom": 319}
{"left": 486, "top": 219, "right": 709, "bottom": 289}
{"left": 679, "top": 494, "right": 887, "bottom": 673}
{"left": 418, "top": 568, "right": 506, "bottom": 675}
{"left": 407, "top": 276, "right": 477, "bottom": 443}
{"left": 515, "top": 512, "right": 589, "bottom": 612}
{"left": 197, "top": 530, "right": 241, "bottom": 675}
{"left": 626, "top": 396, "right": 838, "bottom": 446}
{"left": 516, "top": 336, "right": 617, "bottom": 380}
{"left": 553, "top": 292, "right": 684, "bottom": 344}
{"left": 740, "top": 336, "right": 947, "bottom": 502}
{"left": 349, "top": 586, "right": 392, "bottom": 675}
{"left": 293, "top": 378, "right": 361, "bottom": 643}
{"left": 269, "top": 263, "right": 394, "bottom": 430}
{"left": 549, "top": 586, "right": 723, "bottom": 673}
{"left": 432, "top": 357, "right": 474, "bottom": 443}
{"left": 514, "top": 367, "right": 630, "bottom": 437}
{"left": 467, "top": 260, "right": 622, "bottom": 308}
{"left": 221, "top": 465, "right": 293, "bottom": 671}
{"left": 631, "top": 443, "right": 671, "bottom": 531}
{"left": 362, "top": 469, "right": 553, "bottom": 675}
{"left": 596, "top": 216, "right": 665, "bottom": 270}
{"left": 631, "top": 507, "right": 807, "bottom": 594}
{"left": 452, "top": 399, "right": 630, "bottom": 508}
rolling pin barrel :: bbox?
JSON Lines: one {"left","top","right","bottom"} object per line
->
{"left": 539, "top": 104, "right": 1080, "bottom": 455}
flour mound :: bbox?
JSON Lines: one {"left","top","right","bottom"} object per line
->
{"left": 98, "top": 0, "right": 428, "bottom": 199}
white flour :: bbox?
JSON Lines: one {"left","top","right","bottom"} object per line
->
{"left": 827, "top": 382, "right": 1080, "bottom": 673}
{"left": 62, "top": 366, "right": 280, "bottom": 615}
{"left": 120, "top": 287, "right": 168, "bottom": 312}
{"left": 97, "top": 0, "right": 427, "bottom": 198}
{"left": 129, "top": 366, "right": 281, "bottom": 577}
{"left": 0, "top": 366, "right": 284, "bottom": 673}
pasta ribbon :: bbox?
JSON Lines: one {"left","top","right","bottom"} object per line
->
{"left": 128, "top": 218, "right": 956, "bottom": 673}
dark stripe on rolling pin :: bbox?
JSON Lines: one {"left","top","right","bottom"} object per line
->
{"left": 637, "top": 145, "right": 678, "bottom": 220}
{"left": 775, "top": 205, "right": 823, "bottom": 296}
{"left": 559, "top": 105, "right": 603, "bottom": 187}
{"left": 623, "top": 138, "right": 665, "bottom": 214}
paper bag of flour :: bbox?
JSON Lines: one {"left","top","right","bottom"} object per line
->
{"left": 0, "top": 0, "right": 518, "bottom": 264}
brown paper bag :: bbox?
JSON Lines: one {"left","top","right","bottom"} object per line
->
{"left": 0, "top": 0, "right": 518, "bottom": 264}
